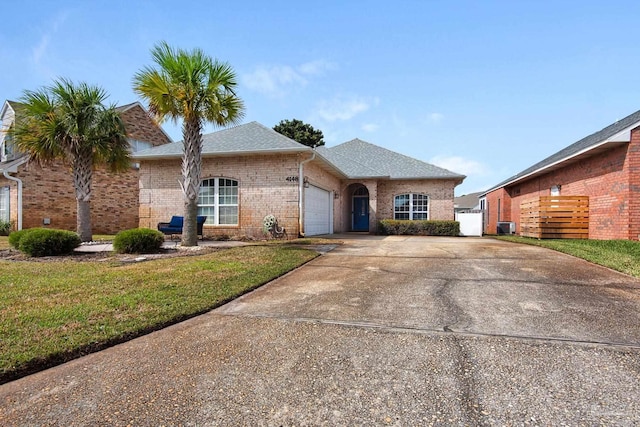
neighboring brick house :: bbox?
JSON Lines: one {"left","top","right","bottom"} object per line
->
{"left": 0, "top": 101, "right": 172, "bottom": 234}
{"left": 481, "top": 109, "right": 640, "bottom": 240}
{"left": 133, "top": 121, "right": 465, "bottom": 238}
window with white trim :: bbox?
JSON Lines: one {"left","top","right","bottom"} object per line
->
{"left": 0, "top": 186, "right": 9, "bottom": 223}
{"left": 394, "top": 193, "right": 429, "bottom": 220}
{"left": 1, "top": 131, "right": 15, "bottom": 162}
{"left": 198, "top": 178, "right": 238, "bottom": 225}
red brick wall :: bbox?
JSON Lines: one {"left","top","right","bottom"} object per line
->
{"left": 3, "top": 161, "right": 140, "bottom": 234}
{"left": 119, "top": 104, "right": 172, "bottom": 147}
{"left": 485, "top": 126, "right": 640, "bottom": 240}
{"left": 627, "top": 128, "right": 640, "bottom": 240}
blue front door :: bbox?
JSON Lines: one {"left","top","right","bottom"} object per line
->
{"left": 353, "top": 197, "right": 369, "bottom": 231}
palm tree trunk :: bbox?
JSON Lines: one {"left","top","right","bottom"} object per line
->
{"left": 74, "top": 148, "right": 93, "bottom": 242}
{"left": 181, "top": 117, "right": 203, "bottom": 246}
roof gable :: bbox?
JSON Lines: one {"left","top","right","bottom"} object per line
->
{"left": 485, "top": 109, "right": 640, "bottom": 193}
{"left": 327, "top": 138, "right": 465, "bottom": 180}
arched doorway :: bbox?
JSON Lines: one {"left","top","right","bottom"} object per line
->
{"left": 352, "top": 185, "right": 369, "bottom": 231}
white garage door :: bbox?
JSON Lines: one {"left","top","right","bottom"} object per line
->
{"left": 304, "top": 185, "right": 332, "bottom": 236}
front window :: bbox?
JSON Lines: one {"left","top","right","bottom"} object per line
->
{"left": 394, "top": 193, "right": 428, "bottom": 220}
{"left": 198, "top": 178, "right": 238, "bottom": 225}
{"left": 0, "top": 186, "right": 9, "bottom": 222}
{"left": 1, "top": 131, "right": 15, "bottom": 162}
{"left": 130, "top": 139, "right": 152, "bottom": 153}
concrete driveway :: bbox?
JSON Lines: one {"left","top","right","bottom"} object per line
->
{"left": 1, "top": 236, "right": 640, "bottom": 426}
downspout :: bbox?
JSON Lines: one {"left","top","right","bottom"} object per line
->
{"left": 298, "top": 152, "right": 316, "bottom": 237}
{"left": 3, "top": 171, "right": 22, "bottom": 230}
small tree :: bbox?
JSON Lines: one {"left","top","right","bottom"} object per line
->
{"left": 133, "top": 42, "right": 245, "bottom": 246}
{"left": 273, "top": 119, "right": 324, "bottom": 148}
{"left": 13, "top": 79, "right": 130, "bottom": 242}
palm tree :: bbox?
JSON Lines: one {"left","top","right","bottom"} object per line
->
{"left": 133, "top": 42, "right": 245, "bottom": 246}
{"left": 13, "top": 79, "right": 130, "bottom": 242}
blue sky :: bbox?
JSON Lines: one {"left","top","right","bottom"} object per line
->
{"left": 2, "top": 1, "right": 640, "bottom": 195}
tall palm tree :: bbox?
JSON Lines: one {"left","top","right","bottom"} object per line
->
{"left": 13, "top": 79, "right": 130, "bottom": 242}
{"left": 133, "top": 42, "right": 245, "bottom": 246}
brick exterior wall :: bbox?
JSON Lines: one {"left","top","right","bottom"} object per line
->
{"left": 484, "top": 126, "right": 640, "bottom": 240}
{"left": 140, "top": 154, "right": 307, "bottom": 239}
{"left": 0, "top": 103, "right": 171, "bottom": 234}
{"left": 140, "top": 154, "right": 460, "bottom": 238}
{"left": 377, "top": 179, "right": 456, "bottom": 221}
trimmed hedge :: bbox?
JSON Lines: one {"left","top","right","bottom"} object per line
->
{"left": 113, "top": 228, "right": 165, "bottom": 254}
{"left": 378, "top": 220, "right": 460, "bottom": 236}
{"left": 8, "top": 229, "right": 30, "bottom": 249}
{"left": 14, "top": 228, "right": 81, "bottom": 257}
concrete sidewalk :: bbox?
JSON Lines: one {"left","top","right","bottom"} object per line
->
{"left": 2, "top": 236, "right": 639, "bottom": 425}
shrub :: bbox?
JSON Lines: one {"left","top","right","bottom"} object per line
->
{"left": 17, "top": 228, "right": 81, "bottom": 257}
{"left": 8, "top": 229, "right": 32, "bottom": 249}
{"left": 0, "top": 220, "right": 12, "bottom": 236}
{"left": 113, "top": 228, "right": 165, "bottom": 254}
{"left": 378, "top": 220, "right": 460, "bottom": 236}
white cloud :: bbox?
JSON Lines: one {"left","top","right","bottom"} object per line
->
{"left": 242, "top": 59, "right": 336, "bottom": 97}
{"left": 429, "top": 155, "right": 489, "bottom": 176}
{"left": 298, "top": 59, "right": 336, "bottom": 75}
{"left": 31, "top": 12, "right": 68, "bottom": 66}
{"left": 314, "top": 95, "right": 379, "bottom": 122}
{"left": 427, "top": 112, "right": 445, "bottom": 123}
{"left": 361, "top": 123, "right": 379, "bottom": 132}
{"left": 242, "top": 65, "right": 306, "bottom": 97}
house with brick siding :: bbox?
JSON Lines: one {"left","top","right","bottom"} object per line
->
{"left": 480, "top": 109, "right": 640, "bottom": 240}
{"left": 0, "top": 101, "right": 172, "bottom": 234}
{"left": 133, "top": 121, "right": 465, "bottom": 238}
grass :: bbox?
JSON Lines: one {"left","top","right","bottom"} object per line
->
{"left": 0, "top": 245, "right": 317, "bottom": 383}
{"left": 494, "top": 236, "right": 640, "bottom": 278}
{"left": 0, "top": 236, "right": 8, "bottom": 250}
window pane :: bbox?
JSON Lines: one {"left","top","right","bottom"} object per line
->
{"left": 395, "top": 212, "right": 410, "bottom": 220}
{"left": 413, "top": 213, "right": 428, "bottom": 220}
{"left": 198, "top": 206, "right": 216, "bottom": 224}
{"left": 219, "top": 206, "right": 238, "bottom": 225}
{"left": 0, "top": 187, "right": 8, "bottom": 222}
{"left": 412, "top": 194, "right": 428, "bottom": 213}
{"left": 219, "top": 180, "right": 238, "bottom": 205}
{"left": 394, "top": 194, "right": 409, "bottom": 211}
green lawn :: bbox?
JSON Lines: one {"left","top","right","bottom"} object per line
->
{"left": 0, "top": 245, "right": 317, "bottom": 383}
{"left": 494, "top": 236, "right": 640, "bottom": 278}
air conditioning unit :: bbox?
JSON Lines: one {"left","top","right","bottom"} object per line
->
{"left": 497, "top": 221, "right": 516, "bottom": 235}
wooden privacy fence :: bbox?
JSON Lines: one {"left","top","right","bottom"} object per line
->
{"left": 520, "top": 196, "right": 589, "bottom": 239}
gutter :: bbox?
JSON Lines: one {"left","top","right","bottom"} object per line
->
{"left": 298, "top": 152, "right": 316, "bottom": 237}
{"left": 2, "top": 171, "right": 22, "bottom": 230}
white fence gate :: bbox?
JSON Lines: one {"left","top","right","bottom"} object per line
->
{"left": 455, "top": 211, "right": 483, "bottom": 237}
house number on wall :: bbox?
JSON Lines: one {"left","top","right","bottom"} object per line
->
{"left": 285, "top": 176, "right": 299, "bottom": 182}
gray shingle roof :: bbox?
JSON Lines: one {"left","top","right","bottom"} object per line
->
{"left": 485, "top": 109, "right": 640, "bottom": 193}
{"left": 454, "top": 191, "right": 483, "bottom": 209}
{"left": 133, "top": 122, "right": 465, "bottom": 182}
{"left": 314, "top": 145, "right": 386, "bottom": 178}
{"left": 133, "top": 121, "right": 310, "bottom": 159}
{"left": 326, "top": 138, "right": 465, "bottom": 180}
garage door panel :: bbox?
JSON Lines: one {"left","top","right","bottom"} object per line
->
{"left": 304, "top": 185, "right": 331, "bottom": 236}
